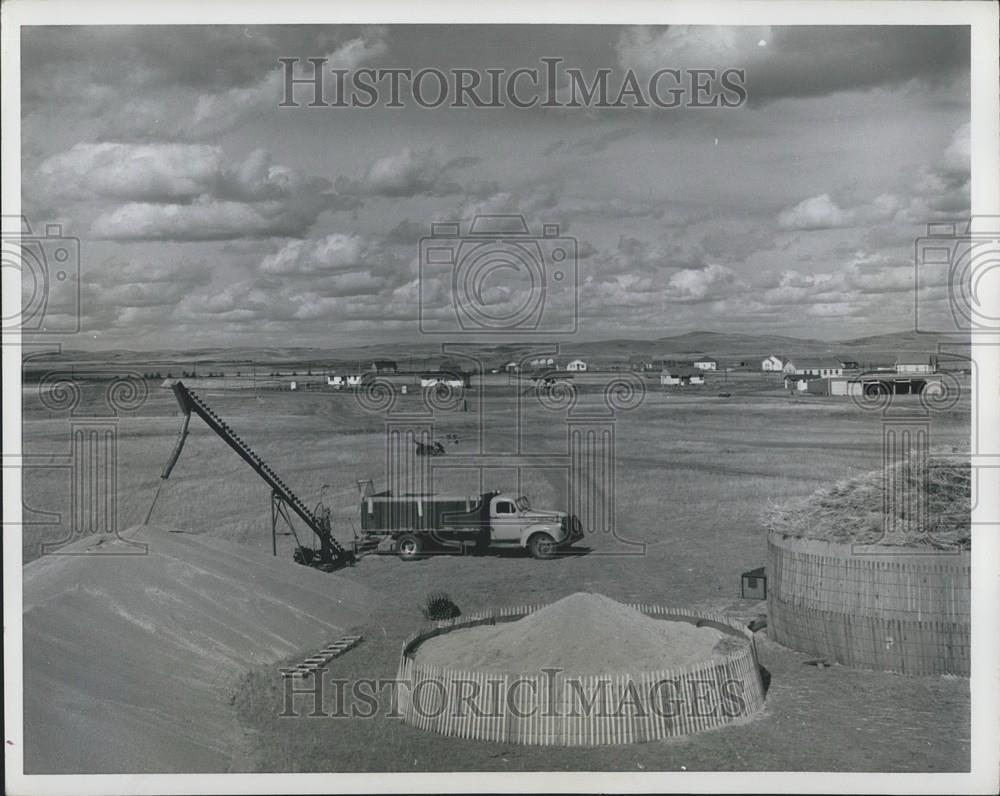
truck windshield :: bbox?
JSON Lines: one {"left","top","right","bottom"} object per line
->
{"left": 516, "top": 495, "right": 531, "bottom": 511}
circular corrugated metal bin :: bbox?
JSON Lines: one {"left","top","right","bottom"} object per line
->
{"left": 395, "top": 597, "right": 767, "bottom": 746}
{"left": 768, "top": 532, "right": 971, "bottom": 675}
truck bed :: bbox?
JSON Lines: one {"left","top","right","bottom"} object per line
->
{"left": 359, "top": 491, "right": 494, "bottom": 534}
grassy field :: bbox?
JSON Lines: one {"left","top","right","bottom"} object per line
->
{"left": 21, "top": 372, "right": 972, "bottom": 771}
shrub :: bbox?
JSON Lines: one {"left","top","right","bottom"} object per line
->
{"left": 422, "top": 592, "right": 461, "bottom": 621}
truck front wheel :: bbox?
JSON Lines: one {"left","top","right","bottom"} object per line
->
{"left": 528, "top": 532, "right": 556, "bottom": 560}
{"left": 397, "top": 534, "right": 422, "bottom": 561}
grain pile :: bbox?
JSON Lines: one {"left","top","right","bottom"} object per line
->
{"left": 415, "top": 592, "right": 737, "bottom": 675}
{"left": 23, "top": 524, "right": 374, "bottom": 774}
{"left": 764, "top": 457, "right": 971, "bottom": 550}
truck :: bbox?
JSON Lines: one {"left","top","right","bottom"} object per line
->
{"left": 356, "top": 488, "right": 584, "bottom": 560}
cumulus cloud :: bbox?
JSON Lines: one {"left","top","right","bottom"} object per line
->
{"left": 777, "top": 193, "right": 853, "bottom": 230}
{"left": 97, "top": 30, "right": 389, "bottom": 141}
{"left": 187, "top": 34, "right": 389, "bottom": 138}
{"left": 616, "top": 25, "right": 969, "bottom": 104}
{"left": 260, "top": 234, "right": 369, "bottom": 274}
{"left": 176, "top": 271, "right": 419, "bottom": 326}
{"left": 335, "top": 148, "right": 482, "bottom": 197}
{"left": 617, "top": 26, "right": 772, "bottom": 72}
{"left": 37, "top": 142, "right": 225, "bottom": 202}
{"left": 458, "top": 187, "right": 561, "bottom": 221}
{"left": 46, "top": 145, "right": 354, "bottom": 241}
{"left": 666, "top": 263, "right": 740, "bottom": 302}
{"left": 595, "top": 235, "right": 710, "bottom": 278}
{"left": 78, "top": 256, "right": 213, "bottom": 330}
{"left": 90, "top": 197, "right": 327, "bottom": 241}
{"left": 778, "top": 123, "right": 970, "bottom": 231}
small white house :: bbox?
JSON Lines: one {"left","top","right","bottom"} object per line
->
{"left": 693, "top": 356, "right": 718, "bottom": 371}
{"left": 327, "top": 375, "right": 344, "bottom": 388}
{"left": 566, "top": 359, "right": 588, "bottom": 372}
{"left": 345, "top": 374, "right": 361, "bottom": 387}
{"left": 289, "top": 380, "right": 297, "bottom": 391}
{"left": 762, "top": 355, "right": 787, "bottom": 372}
{"left": 895, "top": 356, "right": 934, "bottom": 374}
{"left": 503, "top": 361, "right": 519, "bottom": 373}
{"left": 661, "top": 366, "right": 705, "bottom": 386}
{"left": 420, "top": 373, "right": 464, "bottom": 389}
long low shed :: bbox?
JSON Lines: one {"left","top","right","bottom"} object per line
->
{"left": 806, "top": 373, "right": 944, "bottom": 397}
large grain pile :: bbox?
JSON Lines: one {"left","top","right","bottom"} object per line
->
{"left": 23, "top": 525, "right": 374, "bottom": 774}
{"left": 415, "top": 592, "right": 737, "bottom": 675}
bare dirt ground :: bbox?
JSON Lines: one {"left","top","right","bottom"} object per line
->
{"left": 21, "top": 374, "right": 971, "bottom": 772}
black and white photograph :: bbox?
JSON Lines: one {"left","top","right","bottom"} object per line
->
{"left": 2, "top": 1, "right": 998, "bottom": 794}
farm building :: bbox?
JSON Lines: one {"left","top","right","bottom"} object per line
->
{"left": 806, "top": 372, "right": 945, "bottom": 397}
{"left": 895, "top": 355, "right": 935, "bottom": 374}
{"left": 693, "top": 356, "right": 718, "bottom": 371}
{"left": 566, "top": 359, "right": 588, "bottom": 372}
{"left": 661, "top": 366, "right": 705, "bottom": 386}
{"left": 784, "top": 373, "right": 822, "bottom": 391}
{"left": 762, "top": 355, "right": 788, "bottom": 372}
{"left": 503, "top": 361, "right": 519, "bottom": 373}
{"left": 783, "top": 358, "right": 844, "bottom": 378}
{"left": 329, "top": 374, "right": 361, "bottom": 388}
{"left": 420, "top": 372, "right": 466, "bottom": 389}
{"left": 370, "top": 360, "right": 398, "bottom": 374}
{"left": 629, "top": 356, "right": 654, "bottom": 371}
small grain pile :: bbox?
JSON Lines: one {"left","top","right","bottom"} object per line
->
{"left": 415, "top": 592, "right": 737, "bottom": 675}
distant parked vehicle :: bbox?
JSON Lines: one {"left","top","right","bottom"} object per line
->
{"left": 414, "top": 439, "right": 446, "bottom": 456}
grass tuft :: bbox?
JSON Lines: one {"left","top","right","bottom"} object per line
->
{"left": 422, "top": 591, "right": 461, "bottom": 621}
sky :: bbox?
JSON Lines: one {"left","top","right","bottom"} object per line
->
{"left": 20, "top": 24, "right": 971, "bottom": 350}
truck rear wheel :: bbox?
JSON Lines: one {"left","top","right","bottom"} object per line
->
{"left": 528, "top": 532, "right": 556, "bottom": 560}
{"left": 397, "top": 534, "right": 422, "bottom": 561}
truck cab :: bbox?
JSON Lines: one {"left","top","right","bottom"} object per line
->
{"left": 488, "top": 493, "right": 575, "bottom": 557}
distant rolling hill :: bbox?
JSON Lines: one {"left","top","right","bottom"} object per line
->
{"left": 23, "top": 329, "right": 969, "bottom": 371}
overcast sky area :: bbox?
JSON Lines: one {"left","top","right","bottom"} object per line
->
{"left": 21, "top": 25, "right": 970, "bottom": 350}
